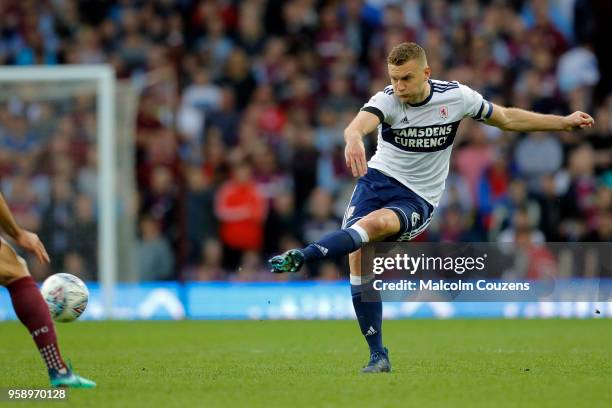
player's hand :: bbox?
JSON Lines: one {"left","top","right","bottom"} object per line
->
{"left": 563, "top": 111, "right": 594, "bottom": 130}
{"left": 15, "top": 229, "right": 50, "bottom": 264}
{"left": 345, "top": 137, "right": 367, "bottom": 177}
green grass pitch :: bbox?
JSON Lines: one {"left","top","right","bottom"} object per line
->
{"left": 1, "top": 320, "right": 610, "bottom": 407}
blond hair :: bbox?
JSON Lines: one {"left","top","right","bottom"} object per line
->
{"left": 387, "top": 42, "right": 427, "bottom": 66}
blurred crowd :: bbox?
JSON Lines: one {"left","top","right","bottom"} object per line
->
{"left": 0, "top": 0, "right": 610, "bottom": 282}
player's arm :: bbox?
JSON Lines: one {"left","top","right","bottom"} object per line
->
{"left": 0, "top": 193, "right": 22, "bottom": 241}
{"left": 485, "top": 104, "right": 594, "bottom": 132}
{"left": 344, "top": 110, "right": 381, "bottom": 177}
{"left": 0, "top": 192, "right": 49, "bottom": 263}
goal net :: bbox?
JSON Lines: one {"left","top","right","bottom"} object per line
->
{"left": 0, "top": 65, "right": 138, "bottom": 318}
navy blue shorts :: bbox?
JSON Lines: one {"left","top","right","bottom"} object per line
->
{"left": 341, "top": 168, "right": 435, "bottom": 242}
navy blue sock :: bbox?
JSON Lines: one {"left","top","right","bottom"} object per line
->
{"left": 301, "top": 228, "right": 363, "bottom": 262}
{"left": 351, "top": 281, "right": 384, "bottom": 354}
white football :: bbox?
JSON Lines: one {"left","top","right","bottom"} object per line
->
{"left": 40, "top": 273, "right": 89, "bottom": 322}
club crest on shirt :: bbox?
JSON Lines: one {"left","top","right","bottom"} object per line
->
{"left": 439, "top": 105, "right": 448, "bottom": 119}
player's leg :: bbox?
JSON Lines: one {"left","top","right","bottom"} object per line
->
{"left": 269, "top": 171, "right": 372, "bottom": 273}
{"left": 268, "top": 206, "right": 400, "bottom": 272}
{"left": 300, "top": 207, "right": 400, "bottom": 260}
{"left": 353, "top": 208, "right": 402, "bottom": 241}
{"left": 347, "top": 180, "right": 433, "bottom": 372}
{"left": 287, "top": 165, "right": 432, "bottom": 269}
{"left": 0, "top": 241, "right": 70, "bottom": 374}
{"left": 0, "top": 241, "right": 95, "bottom": 388}
{"left": 349, "top": 248, "right": 390, "bottom": 373}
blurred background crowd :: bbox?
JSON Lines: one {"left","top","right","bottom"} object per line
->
{"left": 0, "top": 0, "right": 610, "bottom": 282}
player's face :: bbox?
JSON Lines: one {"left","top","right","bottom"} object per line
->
{"left": 388, "top": 60, "right": 431, "bottom": 103}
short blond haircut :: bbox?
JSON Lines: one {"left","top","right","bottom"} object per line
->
{"left": 387, "top": 42, "right": 427, "bottom": 66}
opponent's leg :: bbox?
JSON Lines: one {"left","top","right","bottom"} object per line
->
{"left": 269, "top": 208, "right": 401, "bottom": 273}
{"left": 1, "top": 243, "right": 69, "bottom": 374}
{"left": 349, "top": 249, "right": 391, "bottom": 373}
{"left": 1, "top": 243, "right": 95, "bottom": 388}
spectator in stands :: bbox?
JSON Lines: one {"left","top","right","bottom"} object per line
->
{"left": 263, "top": 189, "right": 299, "bottom": 258}
{"left": 490, "top": 179, "right": 541, "bottom": 242}
{"left": 455, "top": 123, "right": 495, "bottom": 202}
{"left": 62, "top": 252, "right": 93, "bottom": 281}
{"left": 514, "top": 133, "right": 563, "bottom": 191}
{"left": 498, "top": 206, "right": 546, "bottom": 245}
{"left": 67, "top": 194, "right": 97, "bottom": 278}
{"left": 215, "top": 158, "right": 267, "bottom": 271}
{"left": 40, "top": 178, "right": 75, "bottom": 273}
{"left": 536, "top": 174, "right": 563, "bottom": 241}
{"left": 177, "top": 69, "right": 222, "bottom": 152}
{"left": 184, "top": 165, "right": 217, "bottom": 264}
{"left": 560, "top": 144, "right": 599, "bottom": 240}
{"left": 140, "top": 165, "right": 179, "bottom": 243}
{"left": 436, "top": 205, "right": 476, "bottom": 243}
{"left": 137, "top": 215, "right": 175, "bottom": 281}
{"left": 302, "top": 188, "right": 340, "bottom": 244}
{"left": 189, "top": 239, "right": 225, "bottom": 281}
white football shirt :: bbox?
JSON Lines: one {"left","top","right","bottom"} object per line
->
{"left": 361, "top": 79, "right": 493, "bottom": 206}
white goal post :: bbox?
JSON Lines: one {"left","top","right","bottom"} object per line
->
{"left": 0, "top": 65, "right": 117, "bottom": 318}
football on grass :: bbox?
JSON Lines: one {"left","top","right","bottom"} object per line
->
{"left": 41, "top": 273, "right": 89, "bottom": 322}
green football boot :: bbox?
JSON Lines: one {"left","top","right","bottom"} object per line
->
{"left": 49, "top": 364, "right": 96, "bottom": 388}
{"left": 268, "top": 249, "right": 305, "bottom": 273}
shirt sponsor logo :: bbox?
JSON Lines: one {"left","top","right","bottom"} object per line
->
{"left": 381, "top": 121, "right": 461, "bottom": 152}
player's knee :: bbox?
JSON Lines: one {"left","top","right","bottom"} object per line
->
{"left": 356, "top": 218, "right": 380, "bottom": 238}
{"left": 0, "top": 269, "right": 29, "bottom": 287}
{"left": 358, "top": 214, "right": 397, "bottom": 240}
{"left": 0, "top": 247, "right": 30, "bottom": 286}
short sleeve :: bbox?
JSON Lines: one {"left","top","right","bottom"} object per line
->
{"left": 360, "top": 90, "right": 396, "bottom": 124}
{"left": 458, "top": 83, "right": 493, "bottom": 121}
